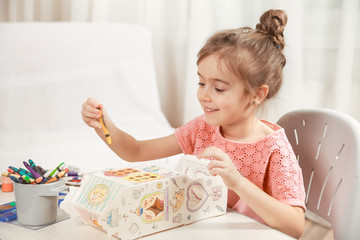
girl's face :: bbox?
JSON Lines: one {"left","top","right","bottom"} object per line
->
{"left": 197, "top": 54, "right": 254, "bottom": 127}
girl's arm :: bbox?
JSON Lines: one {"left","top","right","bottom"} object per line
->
{"left": 199, "top": 147, "right": 305, "bottom": 239}
{"left": 96, "top": 124, "right": 182, "bottom": 162}
{"left": 82, "top": 97, "right": 182, "bottom": 162}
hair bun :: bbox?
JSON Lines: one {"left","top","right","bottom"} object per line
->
{"left": 255, "top": 9, "right": 288, "bottom": 49}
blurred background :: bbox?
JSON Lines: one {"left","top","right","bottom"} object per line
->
{"left": 0, "top": 0, "right": 359, "bottom": 128}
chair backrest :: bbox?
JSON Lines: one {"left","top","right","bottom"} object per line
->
{"left": 277, "top": 108, "right": 360, "bottom": 240}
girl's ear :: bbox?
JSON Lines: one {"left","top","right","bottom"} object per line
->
{"left": 251, "top": 84, "right": 269, "bottom": 105}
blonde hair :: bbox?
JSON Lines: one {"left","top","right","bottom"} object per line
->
{"left": 197, "top": 9, "right": 288, "bottom": 100}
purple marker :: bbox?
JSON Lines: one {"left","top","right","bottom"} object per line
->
{"left": 67, "top": 171, "right": 79, "bottom": 177}
{"left": 23, "top": 161, "right": 43, "bottom": 183}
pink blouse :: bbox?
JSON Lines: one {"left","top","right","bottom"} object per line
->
{"left": 175, "top": 115, "right": 306, "bottom": 224}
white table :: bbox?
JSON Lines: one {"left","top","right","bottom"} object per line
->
{"left": 0, "top": 190, "right": 294, "bottom": 240}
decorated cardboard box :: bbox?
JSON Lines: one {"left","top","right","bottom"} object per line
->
{"left": 71, "top": 155, "right": 228, "bottom": 239}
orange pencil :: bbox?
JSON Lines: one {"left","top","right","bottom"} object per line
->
{"left": 97, "top": 107, "right": 112, "bottom": 144}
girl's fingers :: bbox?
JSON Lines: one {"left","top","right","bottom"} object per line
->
{"left": 99, "top": 103, "right": 104, "bottom": 111}
{"left": 208, "top": 166, "right": 225, "bottom": 177}
{"left": 199, "top": 147, "right": 231, "bottom": 167}
{"left": 82, "top": 99, "right": 101, "bottom": 118}
{"left": 81, "top": 97, "right": 108, "bottom": 130}
{"left": 84, "top": 102, "right": 99, "bottom": 114}
{"left": 82, "top": 116, "right": 101, "bottom": 129}
{"left": 87, "top": 97, "right": 100, "bottom": 108}
{"left": 81, "top": 109, "right": 97, "bottom": 119}
{"left": 199, "top": 147, "right": 229, "bottom": 176}
{"left": 85, "top": 98, "right": 100, "bottom": 113}
{"left": 98, "top": 104, "right": 110, "bottom": 120}
{"left": 207, "top": 159, "right": 225, "bottom": 171}
{"left": 198, "top": 146, "right": 226, "bottom": 160}
{"left": 89, "top": 119, "right": 102, "bottom": 129}
{"left": 207, "top": 162, "right": 221, "bottom": 177}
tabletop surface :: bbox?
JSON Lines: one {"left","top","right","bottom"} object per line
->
{"left": 0, "top": 190, "right": 294, "bottom": 240}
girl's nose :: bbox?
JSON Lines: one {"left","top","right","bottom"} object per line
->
{"left": 198, "top": 87, "right": 211, "bottom": 102}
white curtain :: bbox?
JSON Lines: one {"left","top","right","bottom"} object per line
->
{"left": 0, "top": 0, "right": 359, "bottom": 127}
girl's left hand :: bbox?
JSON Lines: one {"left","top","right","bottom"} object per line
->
{"left": 198, "top": 146, "right": 243, "bottom": 190}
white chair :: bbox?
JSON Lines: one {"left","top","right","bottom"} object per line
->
{"left": 277, "top": 108, "right": 360, "bottom": 240}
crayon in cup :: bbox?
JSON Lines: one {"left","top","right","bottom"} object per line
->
{"left": 18, "top": 167, "right": 34, "bottom": 178}
{"left": 45, "top": 168, "right": 69, "bottom": 184}
{"left": 28, "top": 159, "right": 43, "bottom": 177}
{"left": 37, "top": 165, "right": 46, "bottom": 176}
{"left": 2, "top": 172, "right": 28, "bottom": 183}
{"left": 44, "top": 162, "right": 65, "bottom": 178}
{"left": 23, "top": 161, "right": 43, "bottom": 183}
{"left": 8, "top": 167, "right": 33, "bottom": 179}
{"left": 6, "top": 168, "right": 20, "bottom": 177}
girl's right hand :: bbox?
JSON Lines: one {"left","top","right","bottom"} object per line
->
{"left": 81, "top": 97, "right": 105, "bottom": 129}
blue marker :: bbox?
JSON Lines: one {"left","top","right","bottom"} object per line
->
{"left": 9, "top": 176, "right": 19, "bottom": 183}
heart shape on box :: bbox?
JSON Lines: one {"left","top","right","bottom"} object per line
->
{"left": 186, "top": 182, "right": 209, "bottom": 212}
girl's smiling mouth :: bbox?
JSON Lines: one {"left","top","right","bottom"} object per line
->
{"left": 205, "top": 107, "right": 219, "bottom": 113}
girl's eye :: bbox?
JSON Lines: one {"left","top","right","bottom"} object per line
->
{"left": 215, "top": 88, "right": 224, "bottom": 92}
{"left": 198, "top": 82, "right": 225, "bottom": 92}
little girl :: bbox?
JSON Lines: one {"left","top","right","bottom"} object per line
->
{"left": 81, "top": 9, "right": 306, "bottom": 239}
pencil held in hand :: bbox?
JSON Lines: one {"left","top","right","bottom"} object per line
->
{"left": 98, "top": 107, "right": 112, "bottom": 144}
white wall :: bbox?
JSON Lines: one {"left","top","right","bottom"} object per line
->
{"left": 0, "top": 0, "right": 359, "bottom": 127}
